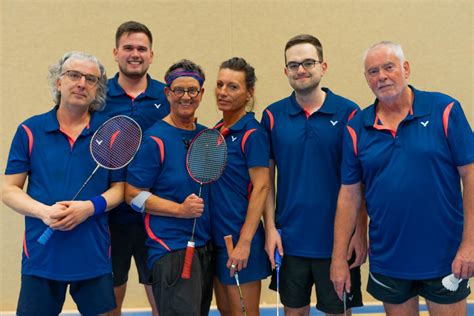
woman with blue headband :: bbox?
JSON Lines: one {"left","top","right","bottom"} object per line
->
{"left": 126, "top": 59, "right": 214, "bottom": 316}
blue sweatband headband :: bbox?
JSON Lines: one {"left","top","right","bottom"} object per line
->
{"left": 131, "top": 191, "right": 152, "bottom": 213}
{"left": 90, "top": 195, "right": 107, "bottom": 216}
{"left": 165, "top": 69, "right": 205, "bottom": 87}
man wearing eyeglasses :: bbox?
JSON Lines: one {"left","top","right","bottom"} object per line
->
{"left": 2, "top": 51, "right": 124, "bottom": 315}
{"left": 102, "top": 21, "right": 169, "bottom": 316}
{"left": 261, "top": 34, "right": 366, "bottom": 316}
{"left": 331, "top": 41, "right": 473, "bottom": 316}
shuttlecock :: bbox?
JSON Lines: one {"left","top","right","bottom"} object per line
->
{"left": 442, "top": 273, "right": 462, "bottom": 291}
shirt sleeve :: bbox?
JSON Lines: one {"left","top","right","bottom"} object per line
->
{"left": 341, "top": 124, "right": 363, "bottom": 185}
{"left": 242, "top": 127, "right": 270, "bottom": 168}
{"left": 446, "top": 102, "right": 474, "bottom": 166}
{"left": 260, "top": 109, "right": 275, "bottom": 160}
{"left": 127, "top": 135, "right": 163, "bottom": 188}
{"left": 5, "top": 124, "right": 31, "bottom": 175}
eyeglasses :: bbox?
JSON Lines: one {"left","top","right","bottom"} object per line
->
{"left": 170, "top": 87, "right": 201, "bottom": 98}
{"left": 61, "top": 70, "right": 100, "bottom": 86}
{"left": 286, "top": 59, "right": 322, "bottom": 72}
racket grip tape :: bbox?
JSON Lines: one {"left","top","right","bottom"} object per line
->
{"left": 181, "top": 241, "right": 195, "bottom": 279}
{"left": 274, "top": 229, "right": 282, "bottom": 266}
{"left": 37, "top": 227, "right": 53, "bottom": 245}
{"left": 224, "top": 235, "right": 234, "bottom": 257}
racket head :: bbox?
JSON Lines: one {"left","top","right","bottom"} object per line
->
{"left": 186, "top": 128, "right": 227, "bottom": 184}
{"left": 90, "top": 115, "right": 142, "bottom": 170}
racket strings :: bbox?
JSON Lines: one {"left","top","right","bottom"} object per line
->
{"left": 187, "top": 130, "right": 227, "bottom": 183}
{"left": 91, "top": 116, "right": 142, "bottom": 170}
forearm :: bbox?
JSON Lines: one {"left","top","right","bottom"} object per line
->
{"left": 354, "top": 198, "right": 368, "bottom": 239}
{"left": 461, "top": 163, "right": 474, "bottom": 244}
{"left": 102, "top": 181, "right": 125, "bottom": 211}
{"left": 125, "top": 183, "right": 182, "bottom": 217}
{"left": 2, "top": 185, "right": 48, "bottom": 219}
{"left": 332, "top": 183, "right": 362, "bottom": 262}
{"left": 263, "top": 160, "right": 277, "bottom": 231}
{"left": 2, "top": 173, "right": 48, "bottom": 220}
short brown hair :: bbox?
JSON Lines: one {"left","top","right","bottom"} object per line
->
{"left": 284, "top": 34, "right": 323, "bottom": 62}
{"left": 115, "top": 21, "right": 153, "bottom": 48}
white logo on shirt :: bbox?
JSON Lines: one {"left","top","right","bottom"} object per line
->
{"left": 330, "top": 120, "right": 338, "bottom": 126}
{"left": 154, "top": 103, "right": 161, "bottom": 109}
{"left": 95, "top": 140, "right": 103, "bottom": 145}
{"left": 348, "top": 294, "right": 354, "bottom": 301}
{"left": 231, "top": 136, "right": 238, "bottom": 142}
{"left": 420, "top": 121, "right": 430, "bottom": 127}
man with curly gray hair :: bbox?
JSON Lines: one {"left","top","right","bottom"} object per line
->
{"left": 48, "top": 51, "right": 108, "bottom": 111}
{"left": 2, "top": 51, "right": 124, "bottom": 315}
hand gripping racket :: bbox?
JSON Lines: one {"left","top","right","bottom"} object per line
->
{"left": 274, "top": 229, "right": 282, "bottom": 316}
{"left": 181, "top": 128, "right": 227, "bottom": 279}
{"left": 224, "top": 235, "right": 247, "bottom": 316}
{"left": 37, "top": 115, "right": 142, "bottom": 245}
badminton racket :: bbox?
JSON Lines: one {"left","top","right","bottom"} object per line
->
{"left": 181, "top": 128, "right": 227, "bottom": 279}
{"left": 274, "top": 229, "right": 282, "bottom": 316}
{"left": 37, "top": 115, "right": 142, "bottom": 245}
{"left": 224, "top": 234, "right": 246, "bottom": 316}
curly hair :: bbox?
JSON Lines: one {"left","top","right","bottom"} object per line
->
{"left": 48, "top": 51, "right": 108, "bottom": 111}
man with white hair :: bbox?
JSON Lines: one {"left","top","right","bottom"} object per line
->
{"left": 331, "top": 41, "right": 474, "bottom": 315}
{"left": 2, "top": 52, "right": 124, "bottom": 315}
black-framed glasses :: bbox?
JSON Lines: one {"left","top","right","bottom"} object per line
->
{"left": 170, "top": 87, "right": 201, "bottom": 98}
{"left": 286, "top": 59, "right": 322, "bottom": 72}
{"left": 61, "top": 70, "right": 100, "bottom": 86}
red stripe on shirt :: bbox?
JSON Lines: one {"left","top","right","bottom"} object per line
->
{"left": 23, "top": 231, "right": 29, "bottom": 258}
{"left": 265, "top": 109, "right": 275, "bottom": 131}
{"left": 241, "top": 129, "right": 257, "bottom": 153}
{"left": 442, "top": 102, "right": 455, "bottom": 138}
{"left": 144, "top": 213, "right": 171, "bottom": 252}
{"left": 346, "top": 126, "right": 358, "bottom": 156}
{"left": 21, "top": 124, "right": 33, "bottom": 156}
{"left": 348, "top": 109, "right": 358, "bottom": 121}
{"left": 150, "top": 136, "right": 165, "bottom": 164}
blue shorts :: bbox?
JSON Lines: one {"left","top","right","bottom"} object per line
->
{"left": 269, "top": 255, "right": 363, "bottom": 313}
{"left": 215, "top": 231, "right": 271, "bottom": 285}
{"left": 367, "top": 272, "right": 471, "bottom": 305}
{"left": 110, "top": 222, "right": 151, "bottom": 286}
{"left": 17, "top": 273, "right": 115, "bottom": 316}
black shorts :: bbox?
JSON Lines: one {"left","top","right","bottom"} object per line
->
{"left": 269, "top": 255, "right": 363, "bottom": 314}
{"left": 110, "top": 223, "right": 151, "bottom": 286}
{"left": 17, "top": 273, "right": 115, "bottom": 316}
{"left": 151, "top": 243, "right": 214, "bottom": 316}
{"left": 367, "top": 272, "right": 471, "bottom": 305}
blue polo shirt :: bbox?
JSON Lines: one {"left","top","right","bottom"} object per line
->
{"left": 342, "top": 86, "right": 474, "bottom": 279}
{"left": 103, "top": 73, "right": 170, "bottom": 224}
{"left": 5, "top": 107, "right": 124, "bottom": 281}
{"left": 127, "top": 121, "right": 211, "bottom": 268}
{"left": 261, "top": 88, "right": 359, "bottom": 258}
{"left": 210, "top": 112, "right": 269, "bottom": 247}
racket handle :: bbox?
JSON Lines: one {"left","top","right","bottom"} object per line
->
{"left": 181, "top": 241, "right": 195, "bottom": 279}
{"left": 274, "top": 229, "right": 282, "bottom": 267}
{"left": 37, "top": 227, "right": 53, "bottom": 245}
{"left": 224, "top": 235, "right": 234, "bottom": 256}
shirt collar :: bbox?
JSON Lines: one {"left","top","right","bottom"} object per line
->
{"left": 363, "top": 85, "right": 432, "bottom": 127}
{"left": 214, "top": 112, "right": 255, "bottom": 134}
{"left": 288, "top": 87, "right": 337, "bottom": 116}
{"left": 44, "top": 106, "right": 99, "bottom": 136}
{"left": 108, "top": 73, "right": 160, "bottom": 98}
